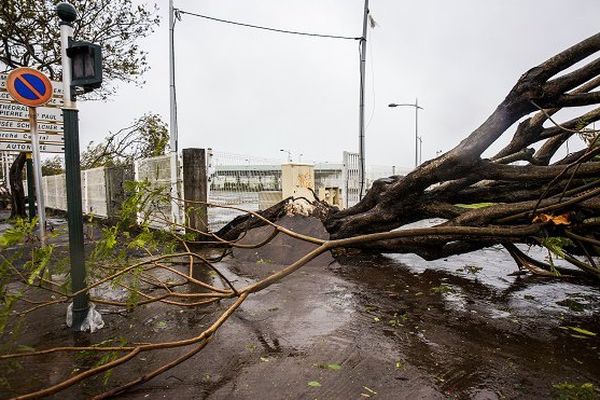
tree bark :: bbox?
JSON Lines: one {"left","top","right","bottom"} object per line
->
{"left": 9, "top": 152, "right": 27, "bottom": 219}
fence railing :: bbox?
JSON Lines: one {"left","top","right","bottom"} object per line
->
{"left": 37, "top": 149, "right": 397, "bottom": 231}
{"left": 133, "top": 153, "right": 183, "bottom": 227}
{"left": 42, "top": 165, "right": 133, "bottom": 219}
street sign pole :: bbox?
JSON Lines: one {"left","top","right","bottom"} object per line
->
{"left": 28, "top": 108, "right": 45, "bottom": 243}
{"left": 58, "top": 3, "right": 89, "bottom": 331}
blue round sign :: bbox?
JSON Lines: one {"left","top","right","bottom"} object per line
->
{"left": 6, "top": 68, "right": 53, "bottom": 107}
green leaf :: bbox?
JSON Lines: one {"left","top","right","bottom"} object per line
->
{"left": 541, "top": 237, "right": 574, "bottom": 259}
{"left": 565, "top": 326, "right": 596, "bottom": 337}
{"left": 156, "top": 321, "right": 167, "bottom": 329}
{"left": 307, "top": 381, "right": 321, "bottom": 388}
{"left": 317, "top": 363, "right": 342, "bottom": 371}
{"left": 455, "top": 202, "right": 497, "bottom": 209}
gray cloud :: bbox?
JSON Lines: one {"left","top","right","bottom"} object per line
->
{"left": 78, "top": 0, "right": 600, "bottom": 167}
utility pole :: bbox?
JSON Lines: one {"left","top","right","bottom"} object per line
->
{"left": 414, "top": 98, "right": 420, "bottom": 168}
{"left": 358, "top": 0, "right": 369, "bottom": 199}
{"left": 169, "top": 0, "right": 180, "bottom": 226}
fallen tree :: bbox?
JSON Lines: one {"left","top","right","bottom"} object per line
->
{"left": 316, "top": 32, "right": 600, "bottom": 277}
{"left": 210, "top": 32, "right": 600, "bottom": 278}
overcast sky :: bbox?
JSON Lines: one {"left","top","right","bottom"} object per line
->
{"left": 78, "top": 0, "right": 600, "bottom": 169}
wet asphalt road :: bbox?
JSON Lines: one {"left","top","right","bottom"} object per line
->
{"left": 1, "top": 214, "right": 599, "bottom": 399}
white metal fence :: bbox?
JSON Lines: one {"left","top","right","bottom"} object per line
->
{"left": 36, "top": 150, "right": 398, "bottom": 231}
{"left": 42, "top": 166, "right": 127, "bottom": 219}
{"left": 133, "top": 153, "right": 183, "bottom": 227}
{"left": 43, "top": 174, "right": 67, "bottom": 212}
{"left": 43, "top": 169, "right": 107, "bottom": 217}
{"left": 207, "top": 150, "right": 282, "bottom": 230}
{"left": 342, "top": 151, "right": 361, "bottom": 208}
{"left": 81, "top": 167, "right": 109, "bottom": 217}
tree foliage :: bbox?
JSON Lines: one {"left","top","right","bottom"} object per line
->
{"left": 81, "top": 112, "right": 169, "bottom": 170}
{"left": 40, "top": 156, "right": 63, "bottom": 176}
{"left": 0, "top": 0, "right": 160, "bottom": 98}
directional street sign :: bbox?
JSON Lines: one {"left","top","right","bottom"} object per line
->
{"left": 0, "top": 103, "right": 63, "bottom": 123}
{"left": 6, "top": 68, "right": 54, "bottom": 107}
{"left": 0, "top": 142, "right": 63, "bottom": 153}
{"left": 0, "top": 73, "right": 64, "bottom": 149}
{"left": 0, "top": 131, "right": 64, "bottom": 143}
{"left": 0, "top": 119, "right": 63, "bottom": 134}
{"left": 0, "top": 90, "right": 63, "bottom": 107}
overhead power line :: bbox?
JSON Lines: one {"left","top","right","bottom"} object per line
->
{"left": 175, "top": 9, "right": 362, "bottom": 41}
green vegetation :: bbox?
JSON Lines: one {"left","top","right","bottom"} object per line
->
{"left": 552, "top": 382, "right": 597, "bottom": 400}
{"left": 431, "top": 284, "right": 455, "bottom": 294}
{"left": 455, "top": 202, "right": 498, "bottom": 209}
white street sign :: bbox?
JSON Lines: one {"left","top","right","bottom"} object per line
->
{"left": 0, "top": 131, "right": 64, "bottom": 143}
{"left": 0, "top": 142, "right": 64, "bottom": 153}
{"left": 0, "top": 90, "right": 63, "bottom": 107}
{"left": 0, "top": 119, "right": 63, "bottom": 133}
{"left": 0, "top": 103, "right": 63, "bottom": 123}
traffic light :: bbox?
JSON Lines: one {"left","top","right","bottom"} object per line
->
{"left": 66, "top": 40, "right": 102, "bottom": 92}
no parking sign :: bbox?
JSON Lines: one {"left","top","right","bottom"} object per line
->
{"left": 6, "top": 68, "right": 53, "bottom": 108}
{"left": 4, "top": 67, "right": 54, "bottom": 244}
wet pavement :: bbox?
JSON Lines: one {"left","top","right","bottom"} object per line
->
{"left": 0, "top": 214, "right": 599, "bottom": 399}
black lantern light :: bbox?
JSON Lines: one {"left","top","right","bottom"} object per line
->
{"left": 66, "top": 40, "right": 102, "bottom": 92}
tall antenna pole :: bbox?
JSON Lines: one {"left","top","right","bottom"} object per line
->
{"left": 358, "top": 0, "right": 369, "bottom": 199}
{"left": 169, "top": 0, "right": 180, "bottom": 224}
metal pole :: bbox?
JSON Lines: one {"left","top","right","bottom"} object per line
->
{"left": 358, "top": 0, "right": 369, "bottom": 199}
{"left": 169, "top": 0, "right": 180, "bottom": 226}
{"left": 414, "top": 98, "right": 419, "bottom": 168}
{"left": 28, "top": 108, "right": 46, "bottom": 244}
{"left": 59, "top": 7, "right": 89, "bottom": 330}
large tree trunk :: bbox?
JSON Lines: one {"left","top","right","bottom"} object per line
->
{"left": 9, "top": 152, "right": 27, "bottom": 219}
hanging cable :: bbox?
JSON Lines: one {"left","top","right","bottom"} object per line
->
{"left": 175, "top": 9, "right": 361, "bottom": 41}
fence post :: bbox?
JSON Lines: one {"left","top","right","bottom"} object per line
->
{"left": 182, "top": 148, "right": 208, "bottom": 236}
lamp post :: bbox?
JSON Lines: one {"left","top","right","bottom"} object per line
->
{"left": 57, "top": 1, "right": 103, "bottom": 331}
{"left": 417, "top": 136, "right": 423, "bottom": 165}
{"left": 388, "top": 98, "right": 424, "bottom": 168}
{"left": 279, "top": 149, "right": 292, "bottom": 162}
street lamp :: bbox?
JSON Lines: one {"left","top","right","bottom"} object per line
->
{"left": 388, "top": 98, "right": 424, "bottom": 168}
{"left": 279, "top": 149, "right": 292, "bottom": 162}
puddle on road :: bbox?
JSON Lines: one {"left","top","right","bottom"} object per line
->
{"left": 386, "top": 244, "right": 600, "bottom": 320}
{"left": 237, "top": 272, "right": 357, "bottom": 348}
